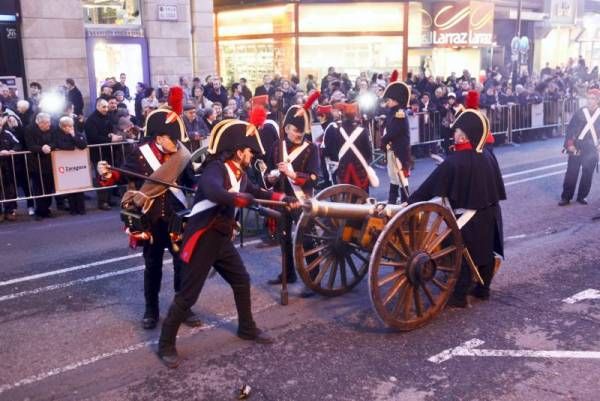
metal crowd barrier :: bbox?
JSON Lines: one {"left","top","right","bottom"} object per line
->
{"left": 0, "top": 139, "right": 207, "bottom": 205}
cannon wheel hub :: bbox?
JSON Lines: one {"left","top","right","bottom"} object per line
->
{"left": 408, "top": 252, "right": 436, "bottom": 285}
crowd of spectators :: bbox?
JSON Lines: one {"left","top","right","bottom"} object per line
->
{"left": 0, "top": 55, "right": 597, "bottom": 222}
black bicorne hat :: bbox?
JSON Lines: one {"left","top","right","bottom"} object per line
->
{"left": 452, "top": 109, "right": 488, "bottom": 152}
{"left": 283, "top": 105, "right": 310, "bottom": 133}
{"left": 207, "top": 119, "right": 265, "bottom": 156}
{"left": 144, "top": 108, "right": 188, "bottom": 143}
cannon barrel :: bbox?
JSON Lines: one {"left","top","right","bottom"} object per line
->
{"left": 302, "top": 199, "right": 404, "bottom": 220}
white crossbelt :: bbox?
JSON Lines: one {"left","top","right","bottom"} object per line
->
{"left": 138, "top": 144, "right": 188, "bottom": 208}
{"left": 338, "top": 126, "right": 379, "bottom": 187}
{"left": 282, "top": 141, "right": 309, "bottom": 201}
{"left": 578, "top": 107, "right": 600, "bottom": 146}
{"left": 187, "top": 163, "right": 240, "bottom": 217}
{"left": 453, "top": 208, "right": 477, "bottom": 229}
{"left": 264, "top": 120, "right": 280, "bottom": 137}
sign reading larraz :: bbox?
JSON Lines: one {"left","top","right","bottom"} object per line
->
{"left": 421, "top": 1, "right": 494, "bottom": 47}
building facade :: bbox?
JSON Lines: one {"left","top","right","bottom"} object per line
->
{"left": 1, "top": 0, "right": 216, "bottom": 109}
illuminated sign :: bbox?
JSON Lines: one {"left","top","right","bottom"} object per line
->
{"left": 420, "top": 1, "right": 494, "bottom": 47}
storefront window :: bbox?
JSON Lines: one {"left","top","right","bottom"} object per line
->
{"left": 217, "top": 5, "right": 295, "bottom": 37}
{"left": 219, "top": 37, "right": 295, "bottom": 89}
{"left": 92, "top": 40, "right": 144, "bottom": 91}
{"left": 299, "top": 3, "right": 404, "bottom": 33}
{"left": 82, "top": 0, "right": 141, "bottom": 26}
{"left": 299, "top": 36, "right": 403, "bottom": 83}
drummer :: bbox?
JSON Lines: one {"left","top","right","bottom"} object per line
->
{"left": 407, "top": 109, "right": 506, "bottom": 307}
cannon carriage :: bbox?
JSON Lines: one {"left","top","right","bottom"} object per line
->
{"left": 294, "top": 184, "right": 470, "bottom": 331}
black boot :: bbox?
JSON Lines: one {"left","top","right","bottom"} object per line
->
{"left": 233, "top": 284, "right": 273, "bottom": 344}
{"left": 388, "top": 184, "right": 399, "bottom": 204}
{"left": 157, "top": 302, "right": 187, "bottom": 368}
{"left": 400, "top": 186, "right": 409, "bottom": 203}
{"left": 471, "top": 263, "right": 493, "bottom": 300}
{"left": 182, "top": 309, "right": 203, "bottom": 328}
{"left": 142, "top": 307, "right": 159, "bottom": 330}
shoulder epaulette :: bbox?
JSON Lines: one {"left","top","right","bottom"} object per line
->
{"left": 395, "top": 110, "right": 405, "bottom": 119}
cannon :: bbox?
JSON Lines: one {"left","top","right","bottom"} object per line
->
{"left": 293, "top": 184, "right": 468, "bottom": 331}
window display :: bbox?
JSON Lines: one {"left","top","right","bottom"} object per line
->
{"left": 82, "top": 0, "right": 141, "bottom": 26}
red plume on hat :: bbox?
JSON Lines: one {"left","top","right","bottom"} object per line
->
{"left": 168, "top": 86, "right": 184, "bottom": 116}
{"left": 390, "top": 69, "right": 399, "bottom": 83}
{"left": 465, "top": 90, "right": 480, "bottom": 109}
{"left": 249, "top": 105, "right": 267, "bottom": 128}
{"left": 303, "top": 91, "right": 320, "bottom": 111}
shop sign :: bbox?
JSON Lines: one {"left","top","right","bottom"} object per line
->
{"left": 420, "top": 1, "right": 494, "bottom": 47}
{"left": 158, "top": 5, "right": 178, "bottom": 21}
{"left": 548, "top": 0, "right": 576, "bottom": 25}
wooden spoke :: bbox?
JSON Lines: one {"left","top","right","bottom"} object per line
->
{"left": 436, "top": 265, "right": 455, "bottom": 273}
{"left": 345, "top": 254, "right": 361, "bottom": 278}
{"left": 422, "top": 284, "right": 436, "bottom": 307}
{"left": 377, "top": 269, "right": 405, "bottom": 287}
{"left": 314, "top": 218, "right": 336, "bottom": 234}
{"left": 430, "top": 245, "right": 457, "bottom": 261}
{"left": 303, "top": 243, "right": 331, "bottom": 257}
{"left": 314, "top": 254, "right": 335, "bottom": 284}
{"left": 414, "top": 288, "right": 424, "bottom": 317}
{"left": 304, "top": 233, "right": 336, "bottom": 241}
{"left": 386, "top": 241, "right": 408, "bottom": 260}
{"left": 415, "top": 211, "right": 431, "bottom": 249}
{"left": 432, "top": 278, "right": 448, "bottom": 291}
{"left": 350, "top": 249, "right": 369, "bottom": 263}
{"left": 327, "top": 259, "right": 338, "bottom": 289}
{"left": 339, "top": 257, "right": 348, "bottom": 287}
{"left": 378, "top": 260, "right": 407, "bottom": 268}
{"left": 421, "top": 214, "right": 443, "bottom": 250}
{"left": 426, "top": 227, "right": 452, "bottom": 253}
{"left": 305, "top": 250, "right": 331, "bottom": 272}
{"left": 393, "top": 228, "right": 412, "bottom": 256}
{"left": 408, "top": 215, "right": 417, "bottom": 249}
{"left": 402, "top": 286, "right": 414, "bottom": 320}
{"left": 383, "top": 276, "right": 408, "bottom": 306}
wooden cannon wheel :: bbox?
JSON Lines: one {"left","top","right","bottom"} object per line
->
{"left": 368, "top": 202, "right": 464, "bottom": 331}
{"left": 294, "top": 184, "right": 371, "bottom": 296}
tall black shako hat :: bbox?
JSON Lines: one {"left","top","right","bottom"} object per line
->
{"left": 144, "top": 86, "right": 188, "bottom": 143}
{"left": 283, "top": 91, "right": 320, "bottom": 134}
{"left": 207, "top": 119, "right": 265, "bottom": 156}
{"left": 382, "top": 70, "right": 410, "bottom": 107}
{"left": 452, "top": 109, "right": 488, "bottom": 153}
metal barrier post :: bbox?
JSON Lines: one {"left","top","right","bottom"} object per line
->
{"left": 507, "top": 105, "right": 513, "bottom": 145}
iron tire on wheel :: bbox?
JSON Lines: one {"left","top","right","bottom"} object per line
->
{"left": 294, "top": 184, "right": 370, "bottom": 296}
{"left": 368, "top": 202, "right": 463, "bottom": 331}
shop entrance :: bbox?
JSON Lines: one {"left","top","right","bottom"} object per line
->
{"left": 86, "top": 36, "right": 149, "bottom": 101}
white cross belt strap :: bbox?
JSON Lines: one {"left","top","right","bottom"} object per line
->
{"left": 283, "top": 141, "right": 310, "bottom": 201}
{"left": 578, "top": 107, "right": 600, "bottom": 146}
{"left": 338, "top": 127, "right": 379, "bottom": 187}
{"left": 187, "top": 163, "right": 240, "bottom": 218}
{"left": 139, "top": 144, "right": 188, "bottom": 208}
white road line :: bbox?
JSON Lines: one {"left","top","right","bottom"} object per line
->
{"left": 505, "top": 170, "right": 565, "bottom": 186}
{"left": 0, "top": 266, "right": 146, "bottom": 302}
{"left": 0, "top": 253, "right": 142, "bottom": 288}
{"left": 428, "top": 338, "right": 600, "bottom": 364}
{"left": 505, "top": 234, "right": 527, "bottom": 240}
{"left": 502, "top": 162, "right": 566, "bottom": 179}
{"left": 563, "top": 289, "right": 600, "bottom": 304}
{"left": 0, "top": 301, "right": 277, "bottom": 395}
{"left": 0, "top": 239, "right": 262, "bottom": 290}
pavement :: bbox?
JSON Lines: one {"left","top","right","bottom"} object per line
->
{"left": 0, "top": 136, "right": 599, "bottom": 401}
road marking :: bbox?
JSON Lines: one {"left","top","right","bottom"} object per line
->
{"left": 0, "top": 301, "right": 277, "bottom": 395}
{"left": 502, "top": 162, "right": 566, "bottom": 179}
{"left": 428, "top": 338, "right": 600, "bottom": 364}
{"left": 505, "top": 170, "right": 565, "bottom": 186}
{"left": 0, "top": 266, "right": 146, "bottom": 302}
{"left": 0, "top": 253, "right": 142, "bottom": 288}
{"left": 505, "top": 234, "right": 527, "bottom": 240}
{"left": 563, "top": 289, "right": 600, "bottom": 304}
{"left": 0, "top": 239, "right": 261, "bottom": 289}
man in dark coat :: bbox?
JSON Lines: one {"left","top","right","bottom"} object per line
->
{"left": 265, "top": 98, "right": 320, "bottom": 285}
{"left": 323, "top": 102, "right": 374, "bottom": 192}
{"left": 408, "top": 109, "right": 506, "bottom": 307}
{"left": 65, "top": 79, "right": 84, "bottom": 117}
{"left": 381, "top": 71, "right": 412, "bottom": 204}
{"left": 97, "top": 106, "right": 204, "bottom": 331}
{"left": 158, "top": 120, "right": 294, "bottom": 368}
{"left": 559, "top": 89, "right": 600, "bottom": 206}
{"left": 0, "top": 114, "right": 22, "bottom": 220}
{"left": 24, "top": 112, "right": 56, "bottom": 220}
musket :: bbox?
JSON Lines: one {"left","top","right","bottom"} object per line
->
{"left": 108, "top": 166, "right": 287, "bottom": 208}
{"left": 388, "top": 150, "right": 410, "bottom": 200}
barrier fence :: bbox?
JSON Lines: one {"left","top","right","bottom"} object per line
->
{"left": 0, "top": 97, "right": 582, "bottom": 205}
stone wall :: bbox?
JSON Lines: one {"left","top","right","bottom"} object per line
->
{"left": 20, "top": 0, "right": 90, "bottom": 101}
{"left": 191, "top": 0, "right": 217, "bottom": 79}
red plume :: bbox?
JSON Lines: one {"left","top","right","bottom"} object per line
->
{"left": 249, "top": 105, "right": 267, "bottom": 128}
{"left": 465, "top": 90, "right": 480, "bottom": 109}
{"left": 304, "top": 91, "right": 320, "bottom": 110}
{"left": 390, "top": 70, "right": 399, "bottom": 83}
{"left": 168, "top": 86, "right": 184, "bottom": 116}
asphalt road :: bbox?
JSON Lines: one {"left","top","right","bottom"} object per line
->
{"left": 1, "top": 137, "right": 599, "bottom": 401}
